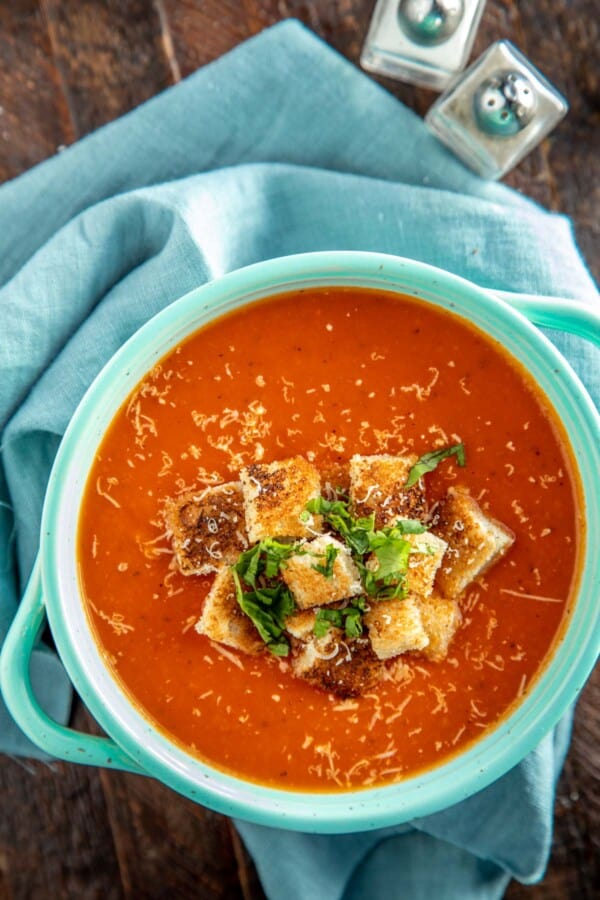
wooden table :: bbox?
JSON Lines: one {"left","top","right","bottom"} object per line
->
{"left": 0, "top": 3, "right": 598, "bottom": 898}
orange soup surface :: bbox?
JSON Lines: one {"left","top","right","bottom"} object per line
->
{"left": 78, "top": 287, "right": 582, "bottom": 791}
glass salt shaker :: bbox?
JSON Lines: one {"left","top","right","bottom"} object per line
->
{"left": 425, "top": 41, "right": 568, "bottom": 178}
{"left": 361, "top": 0, "right": 488, "bottom": 90}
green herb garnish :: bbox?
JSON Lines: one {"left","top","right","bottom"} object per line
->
{"left": 404, "top": 443, "right": 466, "bottom": 488}
{"left": 393, "top": 517, "right": 427, "bottom": 535}
{"left": 232, "top": 570, "right": 295, "bottom": 656}
{"left": 314, "top": 607, "right": 344, "bottom": 638}
{"left": 314, "top": 597, "right": 368, "bottom": 640}
{"left": 232, "top": 539, "right": 299, "bottom": 656}
{"left": 305, "top": 496, "right": 425, "bottom": 608}
{"left": 235, "top": 538, "right": 297, "bottom": 586}
{"left": 311, "top": 543, "right": 339, "bottom": 578}
{"left": 369, "top": 528, "right": 412, "bottom": 580}
{"left": 306, "top": 497, "right": 375, "bottom": 555}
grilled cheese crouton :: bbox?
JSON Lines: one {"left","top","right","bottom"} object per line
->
{"left": 291, "top": 631, "right": 383, "bottom": 698}
{"left": 349, "top": 454, "right": 427, "bottom": 528}
{"left": 405, "top": 531, "right": 448, "bottom": 598}
{"left": 281, "top": 535, "right": 363, "bottom": 610}
{"left": 195, "top": 568, "right": 264, "bottom": 655}
{"left": 365, "top": 596, "right": 429, "bottom": 660}
{"left": 240, "top": 456, "right": 322, "bottom": 542}
{"left": 418, "top": 592, "right": 462, "bottom": 662}
{"left": 432, "top": 487, "right": 515, "bottom": 598}
{"left": 320, "top": 459, "right": 351, "bottom": 499}
{"left": 163, "top": 482, "right": 247, "bottom": 576}
{"left": 285, "top": 609, "right": 317, "bottom": 641}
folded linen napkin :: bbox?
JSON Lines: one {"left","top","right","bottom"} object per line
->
{"left": 0, "top": 19, "right": 597, "bottom": 900}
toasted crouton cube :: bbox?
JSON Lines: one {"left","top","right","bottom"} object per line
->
{"left": 432, "top": 488, "right": 515, "bottom": 598}
{"left": 349, "top": 454, "right": 427, "bottom": 528}
{"left": 291, "top": 631, "right": 383, "bottom": 698}
{"left": 281, "top": 535, "right": 363, "bottom": 610}
{"left": 418, "top": 593, "right": 462, "bottom": 662}
{"left": 285, "top": 609, "right": 317, "bottom": 641}
{"left": 163, "top": 482, "right": 247, "bottom": 576}
{"left": 365, "top": 596, "right": 429, "bottom": 660}
{"left": 319, "top": 459, "right": 351, "bottom": 499}
{"left": 240, "top": 456, "right": 322, "bottom": 542}
{"left": 195, "top": 568, "right": 264, "bottom": 655}
{"left": 405, "top": 531, "right": 448, "bottom": 598}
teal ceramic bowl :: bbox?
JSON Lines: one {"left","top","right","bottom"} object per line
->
{"left": 2, "top": 251, "right": 599, "bottom": 833}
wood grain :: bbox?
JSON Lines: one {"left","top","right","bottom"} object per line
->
{"left": 0, "top": 0, "right": 73, "bottom": 182}
{"left": 514, "top": 0, "right": 600, "bottom": 292}
{"left": 0, "top": 1, "right": 598, "bottom": 898}
{"left": 0, "top": 708, "right": 122, "bottom": 900}
{"left": 505, "top": 673, "right": 600, "bottom": 900}
{"left": 97, "top": 770, "right": 245, "bottom": 899}
{"left": 39, "top": 0, "right": 176, "bottom": 137}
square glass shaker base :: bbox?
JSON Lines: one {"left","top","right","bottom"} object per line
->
{"left": 361, "top": 48, "right": 459, "bottom": 91}
{"left": 361, "top": 0, "right": 488, "bottom": 90}
{"left": 425, "top": 41, "right": 568, "bottom": 179}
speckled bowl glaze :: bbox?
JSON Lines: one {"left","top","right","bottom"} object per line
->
{"left": 2, "top": 252, "right": 599, "bottom": 833}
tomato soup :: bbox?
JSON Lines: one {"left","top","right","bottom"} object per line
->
{"left": 77, "top": 287, "right": 582, "bottom": 791}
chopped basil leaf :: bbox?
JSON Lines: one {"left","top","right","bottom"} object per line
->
{"left": 314, "top": 608, "right": 344, "bottom": 637}
{"left": 235, "top": 538, "right": 298, "bottom": 588}
{"left": 314, "top": 599, "right": 367, "bottom": 640}
{"left": 232, "top": 547, "right": 296, "bottom": 657}
{"left": 306, "top": 496, "right": 375, "bottom": 555}
{"left": 394, "top": 517, "right": 427, "bottom": 535}
{"left": 404, "top": 443, "right": 466, "bottom": 488}
{"left": 311, "top": 543, "right": 339, "bottom": 578}
{"left": 264, "top": 538, "right": 299, "bottom": 577}
{"left": 357, "top": 559, "right": 408, "bottom": 601}
{"left": 305, "top": 496, "right": 422, "bottom": 602}
{"left": 343, "top": 607, "right": 363, "bottom": 638}
{"left": 369, "top": 529, "right": 411, "bottom": 580}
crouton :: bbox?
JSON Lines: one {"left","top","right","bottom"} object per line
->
{"left": 281, "top": 535, "right": 363, "bottom": 610}
{"left": 240, "top": 456, "right": 322, "bottom": 542}
{"left": 195, "top": 568, "right": 264, "bottom": 655}
{"left": 285, "top": 609, "right": 317, "bottom": 641}
{"left": 349, "top": 454, "right": 427, "bottom": 528}
{"left": 319, "top": 459, "right": 351, "bottom": 499}
{"left": 432, "top": 487, "right": 515, "bottom": 598}
{"left": 291, "top": 630, "right": 383, "bottom": 698}
{"left": 405, "top": 531, "right": 448, "bottom": 598}
{"left": 365, "top": 596, "right": 429, "bottom": 660}
{"left": 163, "top": 482, "right": 247, "bottom": 576}
{"left": 418, "top": 592, "right": 462, "bottom": 662}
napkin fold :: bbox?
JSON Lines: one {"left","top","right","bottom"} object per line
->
{"left": 0, "top": 19, "right": 597, "bottom": 900}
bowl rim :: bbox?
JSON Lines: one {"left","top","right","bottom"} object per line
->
{"left": 41, "top": 251, "right": 600, "bottom": 832}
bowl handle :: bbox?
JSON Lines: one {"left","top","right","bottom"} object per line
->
{"left": 0, "top": 558, "right": 144, "bottom": 774}
{"left": 490, "top": 290, "right": 600, "bottom": 349}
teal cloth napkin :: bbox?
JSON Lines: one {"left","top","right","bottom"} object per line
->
{"left": 1, "top": 19, "right": 598, "bottom": 899}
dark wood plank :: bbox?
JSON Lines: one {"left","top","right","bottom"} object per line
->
{"left": 0, "top": 0, "right": 74, "bottom": 182}
{"left": 97, "top": 764, "right": 246, "bottom": 899}
{"left": 74, "top": 706, "right": 248, "bottom": 900}
{"left": 513, "top": 0, "right": 600, "bottom": 293}
{"left": 39, "top": 0, "right": 177, "bottom": 138}
{"left": 228, "top": 821, "right": 267, "bottom": 900}
{"left": 160, "top": 0, "right": 397, "bottom": 94}
{"left": 0, "top": 706, "right": 122, "bottom": 900}
{"left": 158, "top": 0, "right": 269, "bottom": 76}
{"left": 505, "top": 672, "right": 600, "bottom": 899}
